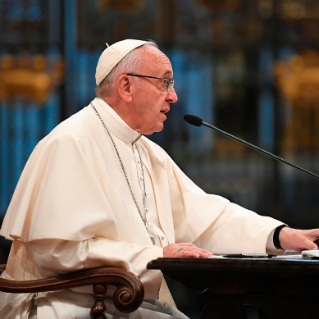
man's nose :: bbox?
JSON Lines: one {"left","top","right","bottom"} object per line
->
{"left": 167, "top": 86, "right": 178, "bottom": 103}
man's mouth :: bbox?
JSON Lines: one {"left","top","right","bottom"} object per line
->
{"left": 160, "top": 107, "right": 170, "bottom": 114}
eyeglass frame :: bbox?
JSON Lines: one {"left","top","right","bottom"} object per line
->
{"left": 126, "top": 73, "right": 175, "bottom": 92}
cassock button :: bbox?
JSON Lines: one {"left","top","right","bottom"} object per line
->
{"left": 161, "top": 236, "right": 165, "bottom": 240}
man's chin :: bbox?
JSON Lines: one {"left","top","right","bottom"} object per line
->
{"left": 144, "top": 124, "right": 164, "bottom": 136}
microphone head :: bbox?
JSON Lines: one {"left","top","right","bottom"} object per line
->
{"left": 183, "top": 114, "right": 203, "bottom": 127}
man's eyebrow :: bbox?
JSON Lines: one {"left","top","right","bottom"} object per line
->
{"left": 163, "top": 70, "right": 173, "bottom": 77}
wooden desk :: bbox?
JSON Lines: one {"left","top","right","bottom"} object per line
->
{"left": 147, "top": 257, "right": 319, "bottom": 319}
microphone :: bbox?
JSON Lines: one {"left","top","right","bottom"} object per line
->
{"left": 184, "top": 114, "right": 319, "bottom": 181}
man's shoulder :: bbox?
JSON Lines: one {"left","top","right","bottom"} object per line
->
{"left": 45, "top": 107, "right": 91, "bottom": 140}
{"left": 36, "top": 106, "right": 96, "bottom": 152}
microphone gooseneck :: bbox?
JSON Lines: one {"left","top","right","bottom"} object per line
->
{"left": 183, "top": 114, "right": 319, "bottom": 181}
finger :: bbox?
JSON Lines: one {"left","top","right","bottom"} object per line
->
{"left": 183, "top": 251, "right": 213, "bottom": 258}
{"left": 305, "top": 229, "right": 319, "bottom": 238}
{"left": 178, "top": 244, "right": 212, "bottom": 254}
{"left": 198, "top": 252, "right": 213, "bottom": 258}
{"left": 293, "top": 237, "right": 318, "bottom": 251}
{"left": 177, "top": 243, "right": 210, "bottom": 250}
{"left": 181, "top": 251, "right": 200, "bottom": 258}
{"left": 301, "top": 238, "right": 318, "bottom": 251}
{"left": 299, "top": 229, "right": 319, "bottom": 248}
{"left": 301, "top": 229, "right": 319, "bottom": 244}
{"left": 167, "top": 243, "right": 213, "bottom": 258}
{"left": 193, "top": 247, "right": 212, "bottom": 254}
{"left": 184, "top": 247, "right": 212, "bottom": 257}
{"left": 191, "top": 249, "right": 212, "bottom": 256}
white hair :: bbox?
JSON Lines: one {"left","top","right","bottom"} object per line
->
{"left": 95, "top": 41, "right": 158, "bottom": 98}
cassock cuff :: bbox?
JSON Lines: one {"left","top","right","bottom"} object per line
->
{"left": 266, "top": 225, "right": 286, "bottom": 251}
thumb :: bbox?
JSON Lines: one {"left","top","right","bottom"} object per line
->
{"left": 302, "top": 239, "right": 318, "bottom": 251}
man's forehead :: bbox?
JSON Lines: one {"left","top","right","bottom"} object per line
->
{"left": 141, "top": 48, "right": 173, "bottom": 76}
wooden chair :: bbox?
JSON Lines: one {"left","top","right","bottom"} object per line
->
{"left": 0, "top": 264, "right": 144, "bottom": 319}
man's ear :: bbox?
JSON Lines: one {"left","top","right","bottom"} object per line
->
{"left": 117, "top": 75, "right": 133, "bottom": 103}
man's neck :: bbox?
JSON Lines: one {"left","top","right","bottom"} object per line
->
{"left": 102, "top": 97, "right": 139, "bottom": 133}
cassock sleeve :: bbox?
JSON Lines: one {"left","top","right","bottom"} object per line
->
{"left": 192, "top": 202, "right": 283, "bottom": 254}
{"left": 166, "top": 156, "right": 284, "bottom": 254}
{"left": 29, "top": 238, "right": 163, "bottom": 299}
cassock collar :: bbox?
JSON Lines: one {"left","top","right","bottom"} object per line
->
{"left": 93, "top": 97, "right": 142, "bottom": 144}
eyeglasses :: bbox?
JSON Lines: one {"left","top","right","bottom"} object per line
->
{"left": 127, "top": 73, "right": 175, "bottom": 92}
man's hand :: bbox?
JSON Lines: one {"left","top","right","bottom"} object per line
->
{"left": 279, "top": 227, "right": 319, "bottom": 251}
{"left": 164, "top": 243, "right": 213, "bottom": 258}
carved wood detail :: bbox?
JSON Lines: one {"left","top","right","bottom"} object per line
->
{"left": 0, "top": 264, "right": 144, "bottom": 316}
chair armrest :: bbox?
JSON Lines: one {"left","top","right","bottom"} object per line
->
{"left": 0, "top": 265, "right": 144, "bottom": 317}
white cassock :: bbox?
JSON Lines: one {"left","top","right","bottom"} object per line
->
{"left": 0, "top": 98, "right": 283, "bottom": 319}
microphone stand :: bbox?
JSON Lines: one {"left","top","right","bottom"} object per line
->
{"left": 184, "top": 115, "right": 319, "bottom": 181}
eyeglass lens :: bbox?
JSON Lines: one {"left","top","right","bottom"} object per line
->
{"left": 165, "top": 79, "right": 174, "bottom": 91}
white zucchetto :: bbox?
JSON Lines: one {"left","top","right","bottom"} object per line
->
{"left": 95, "top": 39, "right": 148, "bottom": 85}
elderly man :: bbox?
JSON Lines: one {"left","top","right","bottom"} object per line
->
{"left": 0, "top": 39, "right": 319, "bottom": 319}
